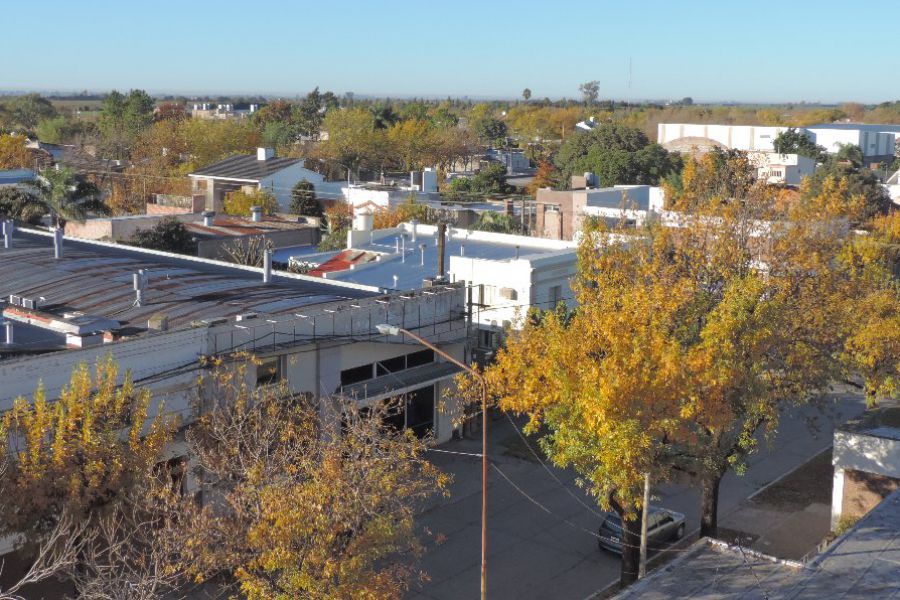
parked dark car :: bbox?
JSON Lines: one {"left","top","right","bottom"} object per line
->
{"left": 598, "top": 508, "right": 686, "bottom": 554}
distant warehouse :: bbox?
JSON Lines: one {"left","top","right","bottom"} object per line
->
{"left": 658, "top": 123, "right": 897, "bottom": 165}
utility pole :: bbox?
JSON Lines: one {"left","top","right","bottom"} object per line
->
{"left": 639, "top": 472, "right": 651, "bottom": 578}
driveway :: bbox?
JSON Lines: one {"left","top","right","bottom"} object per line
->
{"left": 409, "top": 391, "right": 866, "bottom": 600}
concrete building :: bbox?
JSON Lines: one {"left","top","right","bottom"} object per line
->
{"left": 658, "top": 123, "right": 896, "bottom": 164}
{"left": 64, "top": 209, "right": 320, "bottom": 261}
{"left": 345, "top": 169, "right": 440, "bottom": 210}
{"left": 189, "top": 148, "right": 326, "bottom": 212}
{"left": 747, "top": 151, "right": 818, "bottom": 186}
{"left": 284, "top": 218, "right": 578, "bottom": 352}
{"left": 831, "top": 406, "right": 900, "bottom": 530}
{"left": 0, "top": 227, "right": 470, "bottom": 446}
{"left": 535, "top": 177, "right": 664, "bottom": 240}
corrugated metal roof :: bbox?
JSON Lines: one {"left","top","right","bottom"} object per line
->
{"left": 0, "top": 232, "right": 375, "bottom": 332}
{"left": 190, "top": 154, "right": 300, "bottom": 180}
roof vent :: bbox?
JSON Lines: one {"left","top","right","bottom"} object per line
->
{"left": 235, "top": 312, "right": 258, "bottom": 322}
{"left": 257, "top": 147, "right": 275, "bottom": 161}
{"left": 251, "top": 206, "right": 263, "bottom": 222}
{"left": 202, "top": 210, "right": 215, "bottom": 227}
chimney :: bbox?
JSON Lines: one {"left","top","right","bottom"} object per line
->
{"left": 437, "top": 222, "right": 447, "bottom": 280}
{"left": 263, "top": 249, "right": 272, "bottom": 284}
{"left": 250, "top": 206, "right": 262, "bottom": 222}
{"left": 257, "top": 147, "right": 275, "bottom": 161}
{"left": 202, "top": 210, "right": 215, "bottom": 226}
{"left": 2, "top": 219, "right": 12, "bottom": 249}
{"left": 53, "top": 227, "right": 63, "bottom": 259}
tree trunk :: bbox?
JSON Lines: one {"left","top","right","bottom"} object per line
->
{"left": 700, "top": 472, "right": 722, "bottom": 539}
{"left": 610, "top": 498, "right": 642, "bottom": 588}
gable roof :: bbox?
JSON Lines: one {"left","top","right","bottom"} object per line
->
{"left": 190, "top": 154, "right": 301, "bottom": 181}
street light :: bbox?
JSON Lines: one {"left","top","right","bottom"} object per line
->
{"left": 375, "top": 323, "right": 489, "bottom": 600}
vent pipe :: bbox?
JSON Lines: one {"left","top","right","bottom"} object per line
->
{"left": 515, "top": 245, "right": 520, "bottom": 259}
{"left": 395, "top": 237, "right": 400, "bottom": 253}
{"left": 401, "top": 235, "right": 406, "bottom": 262}
{"left": 202, "top": 210, "right": 215, "bottom": 226}
{"left": 53, "top": 227, "right": 63, "bottom": 259}
{"left": 410, "top": 219, "right": 418, "bottom": 242}
{"left": 393, "top": 275, "right": 399, "bottom": 288}
{"left": 460, "top": 243, "right": 465, "bottom": 257}
{"left": 263, "top": 249, "right": 272, "bottom": 284}
{"left": 250, "top": 206, "right": 262, "bottom": 222}
{"left": 2, "top": 219, "right": 12, "bottom": 249}
{"left": 437, "top": 222, "right": 447, "bottom": 280}
{"left": 420, "top": 243, "right": 426, "bottom": 266}
{"left": 3, "top": 320, "right": 12, "bottom": 344}
{"left": 133, "top": 272, "right": 144, "bottom": 307}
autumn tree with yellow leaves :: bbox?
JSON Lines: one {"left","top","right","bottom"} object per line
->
{"left": 175, "top": 359, "right": 450, "bottom": 600}
{"left": 0, "top": 356, "right": 180, "bottom": 597}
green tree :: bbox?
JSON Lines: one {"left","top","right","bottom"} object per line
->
{"left": 0, "top": 186, "right": 44, "bottom": 224}
{"left": 35, "top": 116, "right": 75, "bottom": 144}
{"left": 100, "top": 89, "right": 155, "bottom": 152}
{"left": 522, "top": 88, "right": 532, "bottom": 102}
{"left": 35, "top": 166, "right": 108, "bottom": 226}
{"left": 472, "top": 211, "right": 517, "bottom": 233}
{"left": 803, "top": 145, "right": 890, "bottom": 222}
{"left": 772, "top": 127, "right": 825, "bottom": 160}
{"left": 579, "top": 80, "right": 600, "bottom": 105}
{"left": 473, "top": 117, "right": 507, "bottom": 146}
{"left": 130, "top": 217, "right": 197, "bottom": 254}
{"left": 289, "top": 179, "right": 322, "bottom": 217}
{"left": 554, "top": 122, "right": 680, "bottom": 185}
{"left": 5, "top": 94, "right": 57, "bottom": 130}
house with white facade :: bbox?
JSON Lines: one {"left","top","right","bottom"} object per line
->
{"left": 283, "top": 216, "right": 579, "bottom": 354}
{"left": 189, "top": 148, "right": 326, "bottom": 212}
{"left": 747, "top": 152, "right": 817, "bottom": 186}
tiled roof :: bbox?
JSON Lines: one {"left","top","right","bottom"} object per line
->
{"left": 190, "top": 154, "right": 300, "bottom": 180}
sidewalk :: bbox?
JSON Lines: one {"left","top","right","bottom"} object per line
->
{"left": 717, "top": 448, "right": 834, "bottom": 560}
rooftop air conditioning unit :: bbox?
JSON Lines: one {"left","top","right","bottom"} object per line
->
{"left": 8, "top": 294, "right": 22, "bottom": 306}
{"left": 21, "top": 297, "right": 37, "bottom": 310}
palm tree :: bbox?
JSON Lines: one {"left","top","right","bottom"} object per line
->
{"left": 34, "top": 166, "right": 109, "bottom": 226}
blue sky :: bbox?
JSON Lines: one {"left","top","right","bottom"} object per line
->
{"left": 2, "top": 0, "right": 897, "bottom": 103}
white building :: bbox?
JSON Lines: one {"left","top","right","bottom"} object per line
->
{"left": 286, "top": 218, "right": 579, "bottom": 352}
{"left": 345, "top": 169, "right": 440, "bottom": 210}
{"left": 831, "top": 408, "right": 900, "bottom": 530}
{"left": 658, "top": 123, "right": 895, "bottom": 164}
{"left": 747, "top": 152, "right": 817, "bottom": 186}
{"left": 189, "top": 148, "right": 326, "bottom": 212}
{"left": 0, "top": 228, "right": 471, "bottom": 446}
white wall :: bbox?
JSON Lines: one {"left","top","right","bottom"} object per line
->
{"left": 833, "top": 430, "right": 900, "bottom": 480}
{"left": 449, "top": 251, "right": 576, "bottom": 330}
{"left": 259, "top": 163, "right": 326, "bottom": 210}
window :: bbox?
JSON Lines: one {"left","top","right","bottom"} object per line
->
{"left": 405, "top": 349, "right": 434, "bottom": 368}
{"left": 479, "top": 329, "right": 498, "bottom": 349}
{"left": 376, "top": 355, "right": 406, "bottom": 376}
{"left": 256, "top": 355, "right": 281, "bottom": 387}
{"left": 341, "top": 363, "right": 374, "bottom": 386}
{"left": 549, "top": 285, "right": 562, "bottom": 308}
{"left": 405, "top": 385, "right": 435, "bottom": 438}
